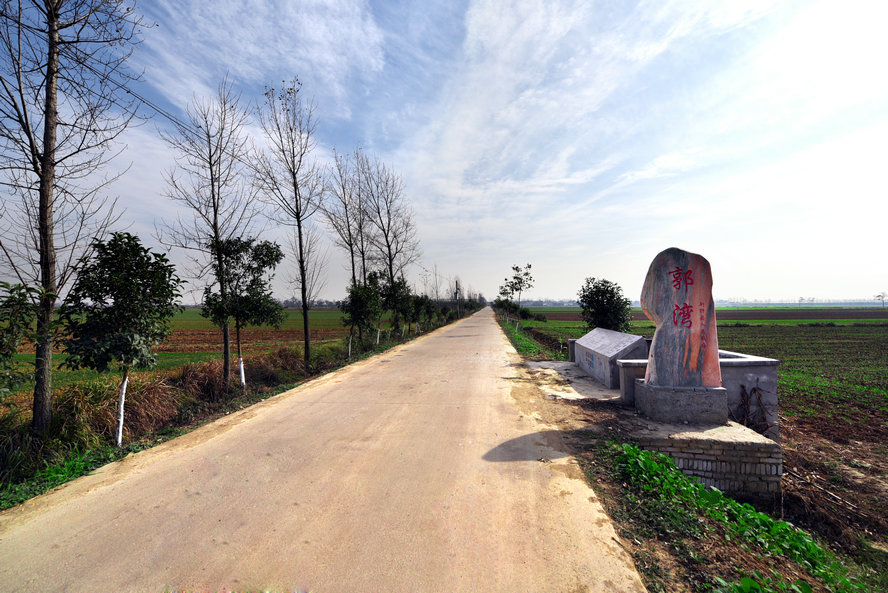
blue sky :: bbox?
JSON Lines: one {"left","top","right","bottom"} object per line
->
{"left": 113, "top": 0, "right": 887, "bottom": 303}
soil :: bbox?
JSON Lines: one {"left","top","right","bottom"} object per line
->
{"left": 156, "top": 328, "right": 348, "bottom": 352}
{"left": 781, "top": 417, "right": 888, "bottom": 550}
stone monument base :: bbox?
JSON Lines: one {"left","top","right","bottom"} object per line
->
{"left": 635, "top": 380, "right": 728, "bottom": 424}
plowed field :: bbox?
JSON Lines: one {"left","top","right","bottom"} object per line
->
{"left": 157, "top": 328, "right": 349, "bottom": 352}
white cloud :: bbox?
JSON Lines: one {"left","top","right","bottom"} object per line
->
{"left": 99, "top": 0, "right": 887, "bottom": 301}
{"left": 137, "top": 0, "right": 385, "bottom": 116}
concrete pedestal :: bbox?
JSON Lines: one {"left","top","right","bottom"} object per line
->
{"left": 635, "top": 381, "right": 728, "bottom": 424}
{"left": 616, "top": 360, "right": 646, "bottom": 405}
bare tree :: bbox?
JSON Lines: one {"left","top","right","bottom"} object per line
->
{"left": 157, "top": 77, "right": 260, "bottom": 388}
{"left": 254, "top": 80, "right": 325, "bottom": 370}
{"left": 323, "top": 149, "right": 358, "bottom": 286}
{"left": 324, "top": 148, "right": 376, "bottom": 286}
{"left": 287, "top": 223, "right": 327, "bottom": 310}
{"left": 431, "top": 263, "right": 441, "bottom": 304}
{"left": 361, "top": 154, "right": 419, "bottom": 284}
{"left": 0, "top": 0, "right": 142, "bottom": 434}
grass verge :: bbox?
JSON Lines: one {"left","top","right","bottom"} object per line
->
{"left": 497, "top": 317, "right": 564, "bottom": 360}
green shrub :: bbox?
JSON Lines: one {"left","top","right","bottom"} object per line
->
{"left": 713, "top": 571, "right": 813, "bottom": 593}
{"left": 577, "top": 277, "right": 631, "bottom": 332}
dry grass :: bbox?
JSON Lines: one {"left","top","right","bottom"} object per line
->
{"left": 53, "top": 374, "right": 187, "bottom": 447}
{"left": 245, "top": 346, "right": 305, "bottom": 386}
{"left": 173, "top": 360, "right": 230, "bottom": 403}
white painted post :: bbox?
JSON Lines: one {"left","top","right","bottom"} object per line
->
{"left": 376, "top": 328, "right": 380, "bottom": 345}
{"left": 115, "top": 374, "right": 129, "bottom": 447}
{"left": 348, "top": 335, "right": 352, "bottom": 360}
{"left": 239, "top": 357, "right": 246, "bottom": 387}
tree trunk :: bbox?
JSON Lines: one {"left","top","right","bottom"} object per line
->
{"left": 301, "top": 302, "right": 310, "bottom": 372}
{"left": 221, "top": 319, "right": 230, "bottom": 389}
{"left": 236, "top": 321, "right": 245, "bottom": 388}
{"left": 32, "top": 307, "right": 54, "bottom": 435}
{"left": 359, "top": 239, "right": 368, "bottom": 286}
{"left": 348, "top": 243, "right": 357, "bottom": 288}
{"left": 32, "top": 10, "right": 62, "bottom": 435}
{"left": 213, "top": 229, "right": 230, "bottom": 390}
{"left": 116, "top": 367, "right": 129, "bottom": 447}
{"left": 296, "top": 221, "right": 311, "bottom": 372}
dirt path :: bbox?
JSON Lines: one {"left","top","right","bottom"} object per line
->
{"left": 0, "top": 308, "right": 644, "bottom": 593}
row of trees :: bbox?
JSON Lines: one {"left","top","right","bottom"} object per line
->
{"left": 0, "top": 2, "right": 423, "bottom": 435}
{"left": 492, "top": 266, "right": 633, "bottom": 334}
{"left": 157, "top": 78, "right": 420, "bottom": 386}
{"left": 339, "top": 271, "right": 482, "bottom": 352}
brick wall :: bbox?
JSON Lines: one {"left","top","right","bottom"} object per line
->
{"left": 634, "top": 427, "right": 782, "bottom": 497}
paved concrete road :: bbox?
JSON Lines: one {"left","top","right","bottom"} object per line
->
{"left": 0, "top": 308, "right": 645, "bottom": 593}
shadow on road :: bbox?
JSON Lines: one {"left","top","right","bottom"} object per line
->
{"left": 481, "top": 392, "right": 633, "bottom": 464}
{"left": 482, "top": 430, "right": 575, "bottom": 462}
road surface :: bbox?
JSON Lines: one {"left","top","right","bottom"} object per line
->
{"left": 0, "top": 308, "right": 645, "bottom": 592}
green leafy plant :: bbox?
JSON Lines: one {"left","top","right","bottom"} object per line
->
{"left": 381, "top": 274, "right": 413, "bottom": 334}
{"left": 202, "top": 237, "right": 285, "bottom": 381}
{"left": 713, "top": 571, "right": 813, "bottom": 593}
{"left": 498, "top": 263, "right": 534, "bottom": 327}
{"left": 0, "top": 282, "right": 38, "bottom": 397}
{"left": 59, "top": 233, "right": 182, "bottom": 446}
{"left": 340, "top": 275, "right": 383, "bottom": 350}
{"left": 613, "top": 443, "right": 863, "bottom": 592}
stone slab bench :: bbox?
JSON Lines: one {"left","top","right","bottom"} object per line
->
{"left": 574, "top": 328, "right": 648, "bottom": 389}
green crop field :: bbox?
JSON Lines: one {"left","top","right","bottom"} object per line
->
{"left": 5, "top": 308, "right": 355, "bottom": 403}
{"left": 10, "top": 351, "right": 220, "bottom": 393}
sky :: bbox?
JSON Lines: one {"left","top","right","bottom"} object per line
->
{"left": 106, "top": 0, "right": 887, "bottom": 304}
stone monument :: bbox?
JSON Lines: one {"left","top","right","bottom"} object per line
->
{"left": 634, "top": 247, "right": 729, "bottom": 424}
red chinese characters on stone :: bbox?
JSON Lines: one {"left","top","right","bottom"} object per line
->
{"left": 670, "top": 267, "right": 694, "bottom": 290}
{"left": 699, "top": 302, "right": 708, "bottom": 349}
{"left": 673, "top": 303, "right": 693, "bottom": 328}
